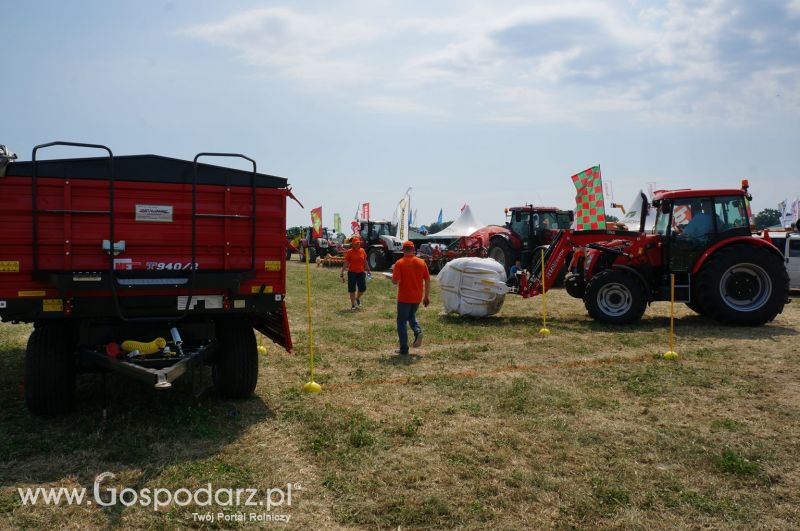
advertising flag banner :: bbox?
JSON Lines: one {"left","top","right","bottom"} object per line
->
{"left": 311, "top": 207, "right": 323, "bottom": 239}
{"left": 571, "top": 166, "right": 606, "bottom": 231}
{"left": 334, "top": 213, "right": 341, "bottom": 233}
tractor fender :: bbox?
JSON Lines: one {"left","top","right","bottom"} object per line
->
{"left": 692, "top": 236, "right": 783, "bottom": 274}
{"left": 490, "top": 232, "right": 522, "bottom": 250}
{"left": 611, "top": 264, "right": 652, "bottom": 301}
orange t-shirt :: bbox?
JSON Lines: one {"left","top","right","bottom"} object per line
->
{"left": 392, "top": 255, "right": 430, "bottom": 303}
{"left": 344, "top": 248, "right": 367, "bottom": 273}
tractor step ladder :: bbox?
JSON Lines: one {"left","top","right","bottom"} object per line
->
{"left": 671, "top": 272, "right": 692, "bottom": 302}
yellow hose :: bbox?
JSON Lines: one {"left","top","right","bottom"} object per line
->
{"left": 121, "top": 337, "right": 167, "bottom": 355}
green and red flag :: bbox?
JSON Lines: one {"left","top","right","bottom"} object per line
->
{"left": 571, "top": 166, "right": 606, "bottom": 231}
{"left": 310, "top": 206, "right": 323, "bottom": 238}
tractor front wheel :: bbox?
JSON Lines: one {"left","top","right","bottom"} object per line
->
{"left": 367, "top": 247, "right": 388, "bottom": 271}
{"left": 696, "top": 244, "right": 788, "bottom": 326}
{"left": 488, "top": 239, "right": 514, "bottom": 274}
{"left": 584, "top": 270, "right": 647, "bottom": 325}
{"left": 25, "top": 322, "right": 77, "bottom": 416}
{"left": 213, "top": 317, "right": 258, "bottom": 399}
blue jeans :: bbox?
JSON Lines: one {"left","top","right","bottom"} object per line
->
{"left": 397, "top": 302, "right": 421, "bottom": 353}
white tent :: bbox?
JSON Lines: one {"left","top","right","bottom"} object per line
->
{"left": 427, "top": 205, "right": 485, "bottom": 239}
{"left": 620, "top": 190, "right": 657, "bottom": 232}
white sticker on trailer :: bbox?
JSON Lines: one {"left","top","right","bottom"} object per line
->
{"left": 136, "top": 204, "right": 173, "bottom": 222}
{"left": 0, "top": 301, "right": 6, "bottom": 308}
{"left": 177, "top": 295, "right": 223, "bottom": 310}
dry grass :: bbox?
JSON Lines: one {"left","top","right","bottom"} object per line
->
{"left": 1, "top": 259, "right": 799, "bottom": 529}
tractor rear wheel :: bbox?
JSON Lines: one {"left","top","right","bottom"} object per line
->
{"left": 488, "top": 239, "right": 514, "bottom": 274}
{"left": 696, "top": 244, "right": 788, "bottom": 326}
{"left": 367, "top": 247, "right": 387, "bottom": 271}
{"left": 584, "top": 269, "right": 647, "bottom": 324}
{"left": 213, "top": 317, "right": 258, "bottom": 399}
{"left": 25, "top": 322, "right": 76, "bottom": 416}
{"left": 564, "top": 273, "right": 586, "bottom": 299}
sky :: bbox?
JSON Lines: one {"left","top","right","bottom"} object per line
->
{"left": 3, "top": 0, "right": 799, "bottom": 228}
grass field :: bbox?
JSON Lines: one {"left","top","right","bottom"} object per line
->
{"left": 1, "top": 259, "right": 799, "bottom": 529}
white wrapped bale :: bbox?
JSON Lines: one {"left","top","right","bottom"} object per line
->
{"left": 436, "top": 257, "right": 511, "bottom": 317}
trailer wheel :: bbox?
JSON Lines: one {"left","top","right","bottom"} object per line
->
{"left": 25, "top": 322, "right": 76, "bottom": 416}
{"left": 696, "top": 244, "right": 788, "bottom": 326}
{"left": 564, "top": 273, "right": 586, "bottom": 299}
{"left": 367, "top": 247, "right": 387, "bottom": 271}
{"left": 584, "top": 269, "right": 647, "bottom": 325}
{"left": 488, "top": 239, "right": 514, "bottom": 274}
{"left": 213, "top": 317, "right": 258, "bottom": 399}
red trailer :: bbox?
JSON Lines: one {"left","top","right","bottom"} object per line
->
{"left": 0, "top": 141, "right": 293, "bottom": 415}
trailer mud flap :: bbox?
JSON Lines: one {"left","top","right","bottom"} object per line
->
{"left": 253, "top": 300, "right": 292, "bottom": 353}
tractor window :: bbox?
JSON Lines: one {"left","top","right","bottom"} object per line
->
{"left": 714, "top": 196, "right": 749, "bottom": 233}
{"left": 556, "top": 213, "right": 572, "bottom": 228}
{"left": 654, "top": 207, "right": 670, "bottom": 235}
{"left": 672, "top": 198, "right": 714, "bottom": 241}
{"left": 540, "top": 213, "right": 559, "bottom": 229}
{"left": 512, "top": 212, "right": 531, "bottom": 239}
{"left": 790, "top": 239, "right": 800, "bottom": 258}
{"left": 668, "top": 198, "right": 714, "bottom": 272}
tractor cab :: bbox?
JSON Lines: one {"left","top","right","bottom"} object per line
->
{"left": 360, "top": 220, "right": 396, "bottom": 243}
{"left": 506, "top": 206, "right": 572, "bottom": 247}
{"left": 652, "top": 185, "right": 754, "bottom": 274}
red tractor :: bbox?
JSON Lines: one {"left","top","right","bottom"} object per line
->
{"left": 471, "top": 205, "right": 573, "bottom": 274}
{"left": 524, "top": 183, "right": 790, "bottom": 326}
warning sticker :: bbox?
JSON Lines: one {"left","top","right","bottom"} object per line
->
{"left": 264, "top": 261, "right": 281, "bottom": 271}
{"left": 177, "top": 295, "right": 223, "bottom": 310}
{"left": 135, "top": 204, "right": 173, "bottom": 222}
{"left": 43, "top": 299, "right": 63, "bottom": 312}
{"left": 18, "top": 290, "right": 45, "bottom": 297}
{"left": 0, "top": 301, "right": 6, "bottom": 309}
{"left": 251, "top": 285, "right": 273, "bottom": 294}
{"left": 0, "top": 261, "right": 19, "bottom": 272}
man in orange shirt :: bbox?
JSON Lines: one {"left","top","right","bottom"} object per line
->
{"left": 392, "top": 241, "right": 430, "bottom": 355}
{"left": 341, "top": 237, "right": 371, "bottom": 311}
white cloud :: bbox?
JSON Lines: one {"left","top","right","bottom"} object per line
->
{"left": 184, "top": 1, "right": 800, "bottom": 123}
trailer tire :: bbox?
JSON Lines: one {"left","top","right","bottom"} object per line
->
{"left": 25, "top": 322, "right": 76, "bottom": 416}
{"left": 696, "top": 244, "right": 788, "bottom": 326}
{"left": 584, "top": 269, "right": 647, "bottom": 325}
{"left": 213, "top": 317, "right": 258, "bottom": 399}
{"left": 367, "top": 247, "right": 387, "bottom": 271}
{"left": 564, "top": 273, "right": 586, "bottom": 299}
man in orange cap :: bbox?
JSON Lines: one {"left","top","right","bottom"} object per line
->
{"left": 341, "top": 237, "right": 371, "bottom": 310}
{"left": 391, "top": 240, "right": 430, "bottom": 355}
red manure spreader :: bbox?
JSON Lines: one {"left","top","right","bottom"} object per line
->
{"left": 0, "top": 142, "right": 292, "bottom": 415}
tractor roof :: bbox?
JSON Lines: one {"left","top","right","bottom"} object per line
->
{"left": 508, "top": 206, "right": 566, "bottom": 212}
{"left": 652, "top": 188, "right": 747, "bottom": 201}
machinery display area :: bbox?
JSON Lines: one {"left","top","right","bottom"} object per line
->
{"left": 0, "top": 142, "right": 292, "bottom": 415}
